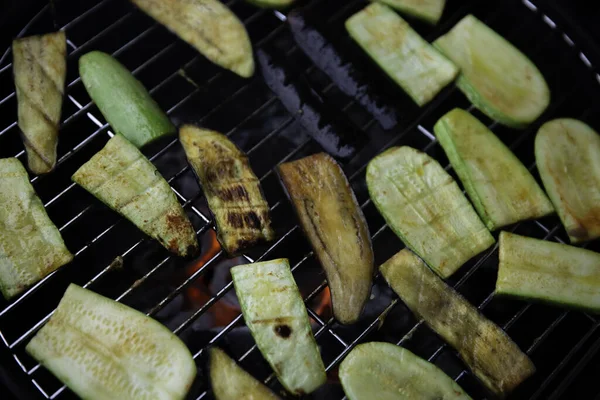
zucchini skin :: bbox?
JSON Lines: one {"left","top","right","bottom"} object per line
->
{"left": 179, "top": 125, "right": 274, "bottom": 255}
{"left": 375, "top": 0, "right": 446, "bottom": 25}
{"left": 277, "top": 153, "right": 374, "bottom": 324}
{"left": 0, "top": 158, "right": 73, "bottom": 300}
{"left": 381, "top": 249, "right": 535, "bottom": 397}
{"left": 244, "top": 0, "right": 294, "bottom": 8}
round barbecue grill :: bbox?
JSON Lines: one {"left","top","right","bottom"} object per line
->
{"left": 1, "top": 0, "right": 600, "bottom": 398}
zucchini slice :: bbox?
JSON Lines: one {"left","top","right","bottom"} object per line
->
{"left": 0, "top": 158, "right": 73, "bottom": 300}
{"left": 26, "top": 284, "right": 196, "bottom": 400}
{"left": 435, "top": 108, "right": 554, "bottom": 230}
{"left": 277, "top": 153, "right": 374, "bottom": 324}
{"left": 130, "top": 0, "right": 254, "bottom": 77}
{"left": 375, "top": 0, "right": 446, "bottom": 25}
{"left": 345, "top": 3, "right": 458, "bottom": 106}
{"left": 13, "top": 31, "right": 66, "bottom": 174}
{"left": 209, "top": 347, "right": 280, "bottom": 400}
{"left": 434, "top": 15, "right": 550, "bottom": 128}
{"left": 179, "top": 125, "right": 274, "bottom": 255}
{"left": 244, "top": 0, "right": 294, "bottom": 9}
{"left": 535, "top": 119, "right": 600, "bottom": 243}
{"left": 367, "top": 146, "right": 494, "bottom": 278}
{"left": 497, "top": 231, "right": 600, "bottom": 312}
{"left": 79, "top": 51, "right": 175, "bottom": 148}
{"left": 72, "top": 135, "right": 198, "bottom": 257}
{"left": 339, "top": 342, "right": 471, "bottom": 400}
{"left": 231, "top": 258, "right": 326, "bottom": 395}
{"left": 380, "top": 249, "right": 535, "bottom": 397}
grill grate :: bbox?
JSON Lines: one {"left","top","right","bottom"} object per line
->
{"left": 1, "top": 0, "right": 600, "bottom": 399}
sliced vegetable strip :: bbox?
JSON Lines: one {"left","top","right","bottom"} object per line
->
{"left": 375, "top": 0, "right": 446, "bottom": 24}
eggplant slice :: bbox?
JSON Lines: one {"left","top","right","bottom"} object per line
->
{"left": 72, "top": 135, "right": 198, "bottom": 257}
{"left": 13, "top": 31, "right": 66, "bottom": 174}
{"left": 278, "top": 153, "right": 374, "bottom": 324}
{"left": 375, "top": 0, "right": 446, "bottom": 24}
{"left": 179, "top": 125, "right": 274, "bottom": 255}
{"left": 27, "top": 284, "right": 196, "bottom": 400}
{"left": 367, "top": 146, "right": 494, "bottom": 278}
{"left": 380, "top": 249, "right": 535, "bottom": 397}
{"left": 535, "top": 118, "right": 600, "bottom": 243}
{"left": 0, "top": 158, "right": 73, "bottom": 300}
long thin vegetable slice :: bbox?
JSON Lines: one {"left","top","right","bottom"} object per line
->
{"left": 375, "top": 0, "right": 446, "bottom": 24}
{"left": 367, "top": 146, "right": 494, "bottom": 278}
{"left": 13, "top": 31, "right": 66, "bottom": 174}
{"left": 434, "top": 15, "right": 550, "bottom": 128}
{"left": 179, "top": 125, "right": 274, "bottom": 255}
{"left": 130, "top": 0, "right": 254, "bottom": 77}
{"left": 0, "top": 158, "right": 73, "bottom": 300}
{"left": 345, "top": 3, "right": 458, "bottom": 106}
{"left": 209, "top": 347, "right": 280, "bottom": 400}
{"left": 277, "top": 153, "right": 374, "bottom": 324}
{"left": 79, "top": 51, "right": 175, "bottom": 148}
{"left": 26, "top": 284, "right": 196, "bottom": 400}
{"left": 380, "top": 249, "right": 535, "bottom": 397}
{"left": 435, "top": 108, "right": 554, "bottom": 230}
{"left": 244, "top": 0, "right": 294, "bottom": 8}
{"left": 340, "top": 342, "right": 471, "bottom": 400}
{"left": 535, "top": 119, "right": 600, "bottom": 243}
{"left": 72, "top": 135, "right": 198, "bottom": 257}
{"left": 497, "top": 231, "right": 600, "bottom": 312}
{"left": 231, "top": 259, "right": 326, "bottom": 395}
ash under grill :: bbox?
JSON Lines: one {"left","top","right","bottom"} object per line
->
{"left": 1, "top": 0, "right": 600, "bottom": 399}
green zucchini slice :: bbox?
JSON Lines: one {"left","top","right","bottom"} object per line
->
{"left": 435, "top": 108, "right": 554, "bottom": 230}
{"left": 345, "top": 3, "right": 458, "bottom": 106}
{"left": 277, "top": 153, "right": 374, "bottom": 324}
{"left": 497, "top": 231, "right": 600, "bottom": 312}
{"left": 367, "top": 146, "right": 494, "bottom": 278}
{"left": 0, "top": 158, "right": 73, "bottom": 300}
{"left": 72, "top": 135, "right": 198, "bottom": 257}
{"left": 374, "top": 0, "right": 446, "bottom": 25}
{"left": 380, "top": 249, "right": 535, "bottom": 397}
{"left": 231, "top": 258, "right": 326, "bottom": 395}
{"left": 13, "top": 31, "right": 66, "bottom": 174}
{"left": 535, "top": 119, "right": 600, "bottom": 243}
{"left": 130, "top": 0, "right": 254, "bottom": 77}
{"left": 79, "top": 51, "right": 175, "bottom": 148}
{"left": 434, "top": 15, "right": 550, "bottom": 128}
{"left": 339, "top": 342, "right": 471, "bottom": 400}
{"left": 244, "top": 0, "right": 294, "bottom": 9}
{"left": 26, "top": 284, "right": 196, "bottom": 400}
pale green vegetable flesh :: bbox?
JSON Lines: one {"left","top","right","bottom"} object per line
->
{"left": 374, "top": 0, "right": 446, "bottom": 24}
{"left": 380, "top": 249, "right": 535, "bottom": 397}
{"left": 435, "top": 108, "right": 554, "bottom": 230}
{"left": 26, "top": 284, "right": 196, "bottom": 400}
{"left": 72, "top": 135, "right": 198, "bottom": 257}
{"left": 209, "top": 347, "right": 280, "bottom": 400}
{"left": 339, "top": 342, "right": 471, "bottom": 400}
{"left": 497, "top": 231, "right": 600, "bottom": 312}
{"left": 244, "top": 0, "right": 294, "bottom": 9}
{"left": 130, "top": 0, "right": 254, "bottom": 77}
{"left": 0, "top": 158, "right": 73, "bottom": 300}
{"left": 231, "top": 258, "right": 326, "bottom": 395}
{"left": 434, "top": 15, "right": 550, "bottom": 128}
{"left": 535, "top": 119, "right": 600, "bottom": 243}
{"left": 367, "top": 146, "right": 494, "bottom": 278}
{"left": 79, "top": 51, "right": 175, "bottom": 148}
{"left": 345, "top": 3, "right": 458, "bottom": 106}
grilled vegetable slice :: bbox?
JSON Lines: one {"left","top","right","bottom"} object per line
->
{"left": 434, "top": 15, "right": 550, "bottom": 128}
{"left": 72, "top": 135, "right": 198, "bottom": 257}
{"left": 130, "top": 0, "right": 253, "bottom": 77}
{"left": 339, "top": 342, "right": 471, "bottom": 400}
{"left": 345, "top": 3, "right": 458, "bottom": 106}
{"left": 179, "top": 125, "right": 274, "bottom": 255}
{"left": 435, "top": 108, "right": 554, "bottom": 230}
{"left": 278, "top": 153, "right": 374, "bottom": 324}
{"left": 367, "top": 146, "right": 494, "bottom": 278}
{"left": 13, "top": 31, "right": 66, "bottom": 174}
{"left": 79, "top": 51, "right": 175, "bottom": 148}
{"left": 535, "top": 119, "right": 600, "bottom": 243}
{"left": 209, "top": 347, "right": 280, "bottom": 400}
{"left": 381, "top": 249, "right": 535, "bottom": 397}
{"left": 244, "top": 0, "right": 294, "bottom": 8}
{"left": 26, "top": 284, "right": 196, "bottom": 400}
{"left": 375, "top": 0, "right": 446, "bottom": 24}
{"left": 232, "top": 259, "right": 326, "bottom": 395}
{"left": 0, "top": 158, "right": 73, "bottom": 300}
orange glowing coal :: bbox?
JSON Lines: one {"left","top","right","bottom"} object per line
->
{"left": 314, "top": 286, "right": 332, "bottom": 319}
